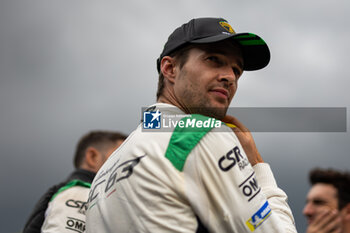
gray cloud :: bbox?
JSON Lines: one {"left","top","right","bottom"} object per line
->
{"left": 1, "top": 0, "right": 349, "bottom": 232}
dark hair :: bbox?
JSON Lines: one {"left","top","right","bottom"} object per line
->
{"left": 156, "top": 44, "right": 195, "bottom": 100}
{"left": 309, "top": 168, "right": 350, "bottom": 210}
{"left": 73, "top": 130, "right": 127, "bottom": 168}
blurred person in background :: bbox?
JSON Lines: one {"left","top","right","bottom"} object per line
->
{"left": 23, "top": 130, "right": 127, "bottom": 233}
{"left": 303, "top": 168, "right": 350, "bottom": 233}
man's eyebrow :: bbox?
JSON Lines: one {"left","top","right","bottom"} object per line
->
{"left": 202, "top": 46, "right": 244, "bottom": 70}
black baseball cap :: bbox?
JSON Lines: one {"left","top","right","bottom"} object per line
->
{"left": 157, "top": 17, "right": 270, "bottom": 72}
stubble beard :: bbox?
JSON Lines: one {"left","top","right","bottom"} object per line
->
{"left": 180, "top": 87, "right": 228, "bottom": 120}
{"left": 177, "top": 67, "right": 229, "bottom": 120}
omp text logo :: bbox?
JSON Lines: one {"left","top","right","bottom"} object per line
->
{"left": 143, "top": 110, "right": 161, "bottom": 129}
{"left": 246, "top": 201, "right": 272, "bottom": 231}
{"left": 218, "top": 146, "right": 249, "bottom": 171}
{"left": 239, "top": 172, "right": 261, "bottom": 202}
{"left": 66, "top": 217, "right": 85, "bottom": 233}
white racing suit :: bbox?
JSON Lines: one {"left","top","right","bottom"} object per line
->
{"left": 86, "top": 103, "right": 297, "bottom": 233}
{"left": 41, "top": 183, "right": 90, "bottom": 233}
{"left": 23, "top": 169, "right": 94, "bottom": 233}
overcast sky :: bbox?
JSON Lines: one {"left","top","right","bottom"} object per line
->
{"left": 1, "top": 0, "right": 349, "bottom": 232}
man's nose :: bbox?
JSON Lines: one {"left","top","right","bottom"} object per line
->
{"left": 303, "top": 203, "right": 314, "bottom": 217}
{"left": 218, "top": 66, "right": 236, "bottom": 84}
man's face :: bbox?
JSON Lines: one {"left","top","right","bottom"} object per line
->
{"left": 172, "top": 41, "right": 243, "bottom": 119}
{"left": 303, "top": 183, "right": 339, "bottom": 225}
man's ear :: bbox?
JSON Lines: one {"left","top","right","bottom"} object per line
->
{"left": 160, "top": 56, "right": 176, "bottom": 84}
{"left": 84, "top": 146, "right": 101, "bottom": 171}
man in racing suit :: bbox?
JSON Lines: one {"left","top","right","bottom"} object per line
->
{"left": 23, "top": 130, "right": 126, "bottom": 233}
{"left": 86, "top": 17, "right": 297, "bottom": 232}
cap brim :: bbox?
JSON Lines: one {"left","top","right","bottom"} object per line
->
{"left": 191, "top": 33, "right": 270, "bottom": 71}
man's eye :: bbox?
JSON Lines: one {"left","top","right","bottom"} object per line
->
{"left": 233, "top": 67, "right": 242, "bottom": 77}
{"left": 207, "top": 56, "right": 221, "bottom": 63}
{"left": 313, "top": 200, "right": 326, "bottom": 206}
